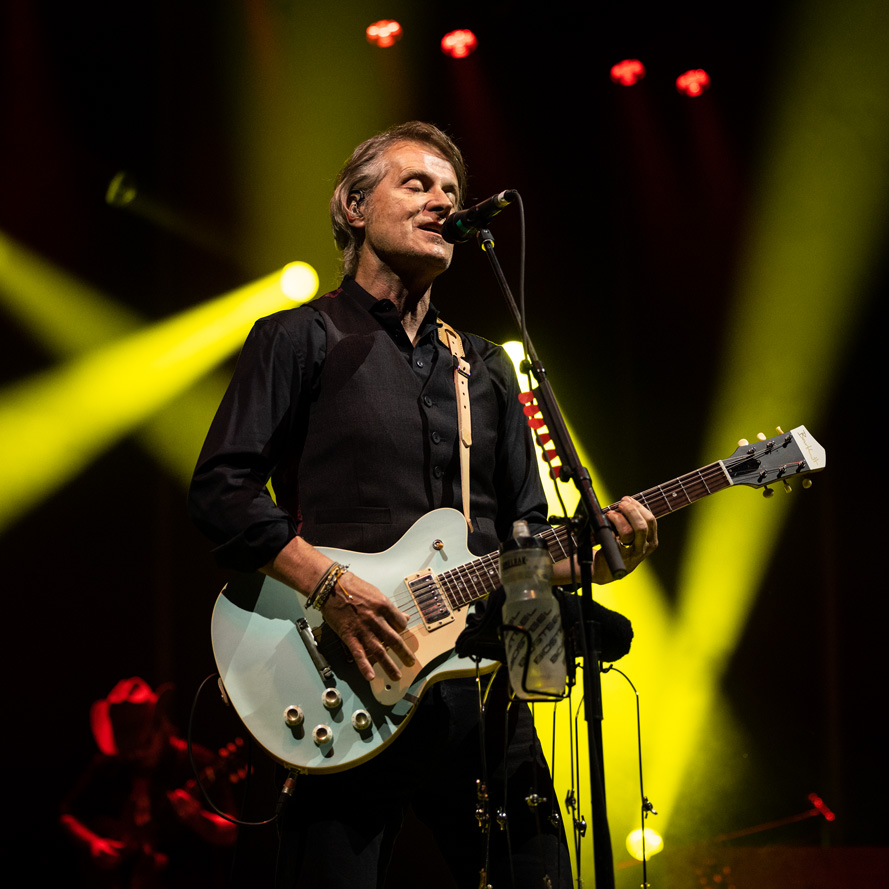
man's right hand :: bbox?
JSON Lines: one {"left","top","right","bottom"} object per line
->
{"left": 263, "top": 536, "right": 415, "bottom": 683}
{"left": 319, "top": 572, "right": 415, "bottom": 682}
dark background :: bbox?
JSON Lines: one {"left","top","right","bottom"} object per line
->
{"left": 2, "top": 1, "right": 885, "bottom": 885}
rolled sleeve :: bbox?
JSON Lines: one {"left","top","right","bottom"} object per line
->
{"left": 188, "top": 309, "right": 325, "bottom": 571}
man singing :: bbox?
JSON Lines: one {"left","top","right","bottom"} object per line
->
{"left": 189, "top": 121, "right": 657, "bottom": 888}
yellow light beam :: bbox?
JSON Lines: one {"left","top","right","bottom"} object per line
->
{"left": 0, "top": 232, "right": 140, "bottom": 354}
{"left": 0, "top": 265, "right": 318, "bottom": 532}
{"left": 503, "top": 342, "right": 674, "bottom": 873}
{"left": 0, "top": 233, "right": 320, "bottom": 495}
{"left": 0, "top": 234, "right": 237, "bottom": 487}
{"left": 650, "top": 0, "right": 889, "bottom": 832}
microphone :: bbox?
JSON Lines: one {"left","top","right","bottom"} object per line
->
{"left": 442, "top": 189, "right": 518, "bottom": 243}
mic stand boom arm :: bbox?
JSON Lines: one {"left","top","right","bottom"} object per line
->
{"left": 476, "top": 225, "right": 624, "bottom": 889}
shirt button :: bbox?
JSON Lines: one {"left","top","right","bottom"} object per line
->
{"left": 416, "top": 360, "right": 424, "bottom": 368}
{"left": 423, "top": 395, "right": 433, "bottom": 407}
{"left": 433, "top": 466, "right": 443, "bottom": 478}
{"left": 431, "top": 431, "right": 441, "bottom": 444}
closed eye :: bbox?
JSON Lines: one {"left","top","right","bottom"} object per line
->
{"left": 402, "top": 174, "right": 457, "bottom": 205}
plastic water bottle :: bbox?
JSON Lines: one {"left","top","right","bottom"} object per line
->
{"left": 499, "top": 520, "right": 566, "bottom": 700}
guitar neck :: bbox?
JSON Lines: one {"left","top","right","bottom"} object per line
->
{"left": 613, "top": 459, "right": 731, "bottom": 520}
{"left": 440, "top": 460, "right": 731, "bottom": 610}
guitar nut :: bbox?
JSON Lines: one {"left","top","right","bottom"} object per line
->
{"left": 322, "top": 688, "right": 342, "bottom": 710}
{"left": 283, "top": 705, "right": 304, "bottom": 728}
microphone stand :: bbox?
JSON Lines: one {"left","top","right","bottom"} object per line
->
{"left": 476, "top": 225, "right": 626, "bottom": 889}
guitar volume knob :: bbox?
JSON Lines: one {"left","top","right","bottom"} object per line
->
{"left": 312, "top": 724, "right": 333, "bottom": 747}
{"left": 322, "top": 688, "right": 342, "bottom": 710}
{"left": 351, "top": 709, "right": 372, "bottom": 732}
{"left": 283, "top": 705, "right": 304, "bottom": 728}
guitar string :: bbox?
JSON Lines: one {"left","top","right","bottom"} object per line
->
{"left": 307, "top": 445, "right": 802, "bottom": 658}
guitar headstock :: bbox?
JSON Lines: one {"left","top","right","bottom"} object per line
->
{"left": 723, "top": 425, "right": 826, "bottom": 495}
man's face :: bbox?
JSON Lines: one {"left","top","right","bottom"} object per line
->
{"left": 356, "top": 141, "right": 458, "bottom": 280}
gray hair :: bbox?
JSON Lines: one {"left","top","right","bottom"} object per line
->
{"left": 330, "top": 122, "right": 468, "bottom": 276}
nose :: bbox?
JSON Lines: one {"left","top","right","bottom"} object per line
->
{"left": 426, "top": 185, "right": 453, "bottom": 217}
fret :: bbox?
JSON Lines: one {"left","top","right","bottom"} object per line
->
{"left": 551, "top": 527, "right": 571, "bottom": 563}
{"left": 436, "top": 570, "right": 458, "bottom": 609}
{"left": 447, "top": 569, "right": 471, "bottom": 609}
{"left": 480, "top": 554, "right": 500, "bottom": 592}
{"left": 675, "top": 475, "right": 691, "bottom": 503}
{"left": 452, "top": 567, "right": 473, "bottom": 606}
{"left": 659, "top": 484, "right": 676, "bottom": 512}
{"left": 698, "top": 468, "right": 713, "bottom": 494}
{"left": 461, "top": 562, "right": 484, "bottom": 600}
{"left": 657, "top": 477, "right": 690, "bottom": 510}
{"left": 539, "top": 526, "right": 571, "bottom": 564}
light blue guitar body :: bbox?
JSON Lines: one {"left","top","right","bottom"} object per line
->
{"left": 211, "top": 508, "right": 496, "bottom": 774}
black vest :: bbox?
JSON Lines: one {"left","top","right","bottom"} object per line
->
{"left": 272, "top": 292, "right": 504, "bottom": 556}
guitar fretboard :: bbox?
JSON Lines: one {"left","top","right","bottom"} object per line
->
{"left": 437, "top": 459, "right": 732, "bottom": 610}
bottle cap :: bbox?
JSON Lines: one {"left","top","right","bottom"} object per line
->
{"left": 500, "top": 519, "right": 546, "bottom": 552}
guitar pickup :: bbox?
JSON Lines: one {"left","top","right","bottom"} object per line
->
{"left": 405, "top": 571, "right": 454, "bottom": 631}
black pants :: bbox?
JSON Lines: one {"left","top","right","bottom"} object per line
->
{"left": 275, "top": 675, "right": 572, "bottom": 889}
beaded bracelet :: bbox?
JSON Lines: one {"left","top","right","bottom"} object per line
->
{"left": 309, "top": 562, "right": 349, "bottom": 611}
{"left": 305, "top": 561, "right": 343, "bottom": 608}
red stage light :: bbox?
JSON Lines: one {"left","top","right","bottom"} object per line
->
{"left": 809, "top": 793, "right": 837, "bottom": 821}
{"left": 676, "top": 69, "right": 711, "bottom": 96}
{"left": 441, "top": 29, "right": 478, "bottom": 59}
{"left": 610, "top": 59, "right": 646, "bottom": 86}
{"left": 366, "top": 20, "right": 403, "bottom": 48}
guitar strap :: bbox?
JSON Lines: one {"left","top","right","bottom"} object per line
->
{"left": 437, "top": 321, "right": 473, "bottom": 532}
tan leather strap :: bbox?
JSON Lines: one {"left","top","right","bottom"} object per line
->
{"left": 437, "top": 321, "right": 473, "bottom": 532}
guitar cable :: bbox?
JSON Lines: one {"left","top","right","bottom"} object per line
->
{"left": 474, "top": 662, "right": 499, "bottom": 887}
{"left": 186, "top": 673, "right": 282, "bottom": 828}
{"left": 600, "top": 664, "right": 657, "bottom": 888}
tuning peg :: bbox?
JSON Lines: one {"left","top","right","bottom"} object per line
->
{"left": 738, "top": 438, "right": 749, "bottom": 447}
{"left": 802, "top": 478, "right": 813, "bottom": 489}
{"left": 757, "top": 432, "right": 767, "bottom": 441}
{"left": 762, "top": 486, "right": 774, "bottom": 498}
{"left": 782, "top": 481, "right": 792, "bottom": 493}
{"left": 776, "top": 426, "right": 784, "bottom": 434}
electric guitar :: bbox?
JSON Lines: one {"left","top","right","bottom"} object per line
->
{"left": 211, "top": 425, "right": 825, "bottom": 774}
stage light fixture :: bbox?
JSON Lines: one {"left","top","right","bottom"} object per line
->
{"left": 610, "top": 59, "right": 646, "bottom": 86}
{"left": 626, "top": 827, "right": 663, "bottom": 861}
{"left": 280, "top": 261, "right": 320, "bottom": 301}
{"left": 676, "top": 69, "right": 711, "bottom": 96}
{"left": 366, "top": 20, "right": 402, "bottom": 48}
{"left": 105, "top": 171, "right": 138, "bottom": 207}
{"left": 441, "top": 29, "right": 478, "bottom": 59}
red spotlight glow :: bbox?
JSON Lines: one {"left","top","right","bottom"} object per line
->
{"left": 610, "top": 59, "right": 646, "bottom": 86}
{"left": 441, "top": 29, "right": 478, "bottom": 59}
{"left": 676, "top": 69, "right": 711, "bottom": 96}
{"left": 366, "top": 20, "right": 403, "bottom": 48}
{"left": 809, "top": 793, "right": 837, "bottom": 822}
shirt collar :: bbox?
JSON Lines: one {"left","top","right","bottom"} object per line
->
{"left": 340, "top": 276, "right": 441, "bottom": 339}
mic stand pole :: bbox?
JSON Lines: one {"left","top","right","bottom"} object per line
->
{"left": 475, "top": 227, "right": 627, "bottom": 889}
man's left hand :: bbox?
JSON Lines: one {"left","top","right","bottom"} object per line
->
{"left": 592, "top": 496, "right": 658, "bottom": 584}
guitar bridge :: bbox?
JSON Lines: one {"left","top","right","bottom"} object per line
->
{"left": 405, "top": 571, "right": 454, "bottom": 631}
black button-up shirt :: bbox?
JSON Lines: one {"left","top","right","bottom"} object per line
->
{"left": 189, "top": 277, "right": 548, "bottom": 570}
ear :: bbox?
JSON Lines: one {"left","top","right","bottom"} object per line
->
{"left": 345, "top": 188, "right": 367, "bottom": 228}
{"left": 346, "top": 200, "right": 366, "bottom": 228}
